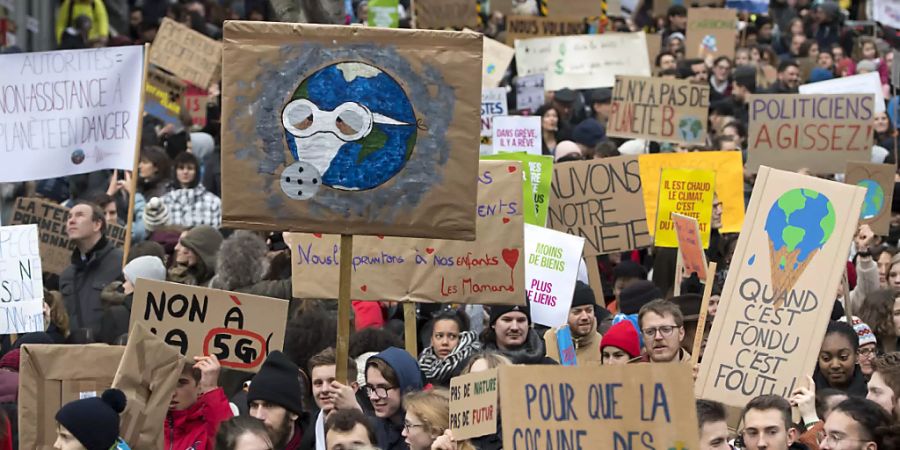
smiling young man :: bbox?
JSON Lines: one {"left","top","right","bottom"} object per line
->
{"left": 307, "top": 347, "right": 361, "bottom": 450}
{"left": 365, "top": 347, "right": 424, "bottom": 450}
{"left": 638, "top": 299, "right": 690, "bottom": 363}
{"left": 165, "top": 355, "right": 233, "bottom": 450}
{"left": 544, "top": 282, "right": 602, "bottom": 365}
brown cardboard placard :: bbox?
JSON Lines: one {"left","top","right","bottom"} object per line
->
{"left": 19, "top": 344, "right": 125, "bottom": 450}
{"left": 746, "top": 94, "right": 875, "bottom": 174}
{"left": 544, "top": 0, "right": 603, "bottom": 17}
{"left": 414, "top": 0, "right": 477, "bottom": 29}
{"left": 652, "top": 0, "right": 719, "bottom": 17}
{"left": 220, "top": 21, "right": 481, "bottom": 240}
{"left": 499, "top": 364, "right": 700, "bottom": 449}
{"left": 696, "top": 167, "right": 865, "bottom": 413}
{"left": 685, "top": 8, "right": 737, "bottom": 60}
{"left": 11, "top": 197, "right": 126, "bottom": 274}
{"left": 144, "top": 66, "right": 186, "bottom": 125}
{"left": 547, "top": 156, "right": 652, "bottom": 256}
{"left": 646, "top": 32, "right": 662, "bottom": 71}
{"left": 608, "top": 75, "right": 711, "bottom": 145}
{"left": 844, "top": 162, "right": 896, "bottom": 235}
{"left": 450, "top": 369, "right": 499, "bottom": 440}
{"left": 130, "top": 279, "right": 290, "bottom": 372}
{"left": 149, "top": 18, "right": 222, "bottom": 89}
{"left": 483, "top": 37, "right": 515, "bottom": 88}
{"left": 504, "top": 15, "right": 590, "bottom": 45}
{"left": 113, "top": 322, "right": 183, "bottom": 450}
{"left": 673, "top": 213, "right": 708, "bottom": 279}
{"left": 284, "top": 160, "right": 525, "bottom": 305}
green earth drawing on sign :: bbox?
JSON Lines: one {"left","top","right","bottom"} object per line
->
{"left": 762, "top": 188, "right": 835, "bottom": 307}
{"left": 678, "top": 117, "right": 703, "bottom": 142}
{"left": 856, "top": 179, "right": 885, "bottom": 219}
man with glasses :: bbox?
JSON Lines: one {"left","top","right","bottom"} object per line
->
{"left": 365, "top": 347, "right": 424, "bottom": 450}
{"left": 739, "top": 395, "right": 801, "bottom": 450}
{"left": 638, "top": 299, "right": 690, "bottom": 363}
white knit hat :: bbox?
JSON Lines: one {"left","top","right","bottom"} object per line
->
{"left": 143, "top": 197, "right": 170, "bottom": 232}
{"left": 123, "top": 256, "right": 166, "bottom": 285}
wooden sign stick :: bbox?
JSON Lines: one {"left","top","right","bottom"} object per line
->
{"left": 122, "top": 43, "right": 150, "bottom": 266}
{"left": 842, "top": 271, "right": 853, "bottom": 322}
{"left": 674, "top": 250, "right": 684, "bottom": 296}
{"left": 336, "top": 234, "right": 354, "bottom": 384}
{"left": 404, "top": 303, "right": 418, "bottom": 358}
{"left": 691, "top": 262, "right": 717, "bottom": 366}
{"left": 584, "top": 256, "right": 607, "bottom": 308}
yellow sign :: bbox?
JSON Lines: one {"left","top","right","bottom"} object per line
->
{"left": 638, "top": 151, "right": 744, "bottom": 234}
{"left": 655, "top": 168, "right": 716, "bottom": 248}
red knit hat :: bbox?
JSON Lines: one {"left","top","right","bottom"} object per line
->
{"left": 600, "top": 321, "right": 641, "bottom": 358}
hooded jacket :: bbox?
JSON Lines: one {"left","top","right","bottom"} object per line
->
{"left": 543, "top": 321, "right": 602, "bottom": 365}
{"left": 60, "top": 235, "right": 125, "bottom": 333}
{"left": 164, "top": 388, "right": 233, "bottom": 450}
{"left": 170, "top": 226, "right": 222, "bottom": 286}
{"left": 483, "top": 328, "right": 556, "bottom": 365}
{"left": 368, "top": 347, "right": 424, "bottom": 450}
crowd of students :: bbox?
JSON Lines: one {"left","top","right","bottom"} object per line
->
{"left": 1, "top": 0, "right": 900, "bottom": 450}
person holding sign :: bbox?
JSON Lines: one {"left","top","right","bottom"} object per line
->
{"left": 480, "top": 305, "right": 554, "bottom": 365}
{"left": 638, "top": 299, "right": 690, "bottom": 363}
{"left": 308, "top": 347, "right": 361, "bottom": 450}
{"left": 165, "top": 355, "right": 233, "bottom": 450}
{"left": 543, "top": 282, "right": 602, "bottom": 365}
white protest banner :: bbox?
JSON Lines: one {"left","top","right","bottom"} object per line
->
{"left": 525, "top": 224, "right": 584, "bottom": 327}
{"left": 492, "top": 116, "right": 542, "bottom": 155}
{"left": 872, "top": 0, "right": 900, "bottom": 30}
{"left": 515, "top": 33, "right": 650, "bottom": 91}
{"left": 0, "top": 225, "right": 44, "bottom": 334}
{"left": 481, "top": 88, "right": 508, "bottom": 154}
{"left": 798, "top": 72, "right": 885, "bottom": 113}
{"left": 515, "top": 73, "right": 545, "bottom": 113}
{"left": 0, "top": 46, "right": 144, "bottom": 182}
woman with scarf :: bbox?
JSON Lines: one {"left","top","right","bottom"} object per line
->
{"left": 418, "top": 310, "right": 482, "bottom": 387}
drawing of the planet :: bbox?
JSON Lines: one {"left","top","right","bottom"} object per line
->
{"left": 280, "top": 62, "right": 418, "bottom": 200}
{"left": 856, "top": 179, "right": 885, "bottom": 219}
{"left": 71, "top": 149, "right": 85, "bottom": 165}
{"left": 678, "top": 117, "right": 703, "bottom": 142}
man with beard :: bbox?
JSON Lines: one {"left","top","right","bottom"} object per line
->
{"left": 249, "top": 351, "right": 308, "bottom": 450}
{"left": 765, "top": 61, "right": 801, "bottom": 94}
{"left": 543, "top": 282, "right": 602, "bottom": 365}
{"left": 481, "top": 304, "right": 556, "bottom": 365}
{"left": 165, "top": 355, "right": 233, "bottom": 450}
{"left": 638, "top": 299, "right": 690, "bottom": 363}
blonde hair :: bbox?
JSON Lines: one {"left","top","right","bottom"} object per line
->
{"left": 404, "top": 389, "right": 451, "bottom": 437}
{"left": 461, "top": 351, "right": 513, "bottom": 375}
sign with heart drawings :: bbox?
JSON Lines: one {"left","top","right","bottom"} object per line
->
{"left": 285, "top": 160, "right": 525, "bottom": 305}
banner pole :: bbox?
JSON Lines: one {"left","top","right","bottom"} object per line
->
{"left": 336, "top": 234, "right": 354, "bottom": 384}
{"left": 403, "top": 303, "right": 417, "bottom": 358}
{"left": 691, "top": 262, "right": 716, "bottom": 366}
{"left": 122, "top": 43, "right": 150, "bottom": 266}
{"left": 584, "top": 256, "right": 606, "bottom": 308}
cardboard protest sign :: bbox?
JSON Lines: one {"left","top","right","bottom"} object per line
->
{"left": 608, "top": 75, "right": 710, "bottom": 145}
{"left": 696, "top": 167, "right": 864, "bottom": 412}
{"left": 548, "top": 156, "right": 651, "bottom": 256}
{"left": 524, "top": 224, "right": 585, "bottom": 327}
{"left": 415, "top": 0, "right": 476, "bottom": 29}
{"left": 483, "top": 152, "right": 553, "bottom": 226}
{"left": 515, "top": 33, "right": 650, "bottom": 91}
{"left": 844, "top": 162, "right": 896, "bottom": 235}
{"left": 638, "top": 151, "right": 744, "bottom": 234}
{"left": 149, "top": 18, "right": 222, "bottom": 89}
{"left": 145, "top": 66, "right": 186, "bottom": 126}
{"left": 646, "top": 32, "right": 662, "bottom": 71}
{"left": 0, "top": 225, "right": 43, "bottom": 334}
{"left": 368, "top": 0, "right": 400, "bottom": 27}
{"left": 130, "top": 279, "right": 290, "bottom": 372}
{"left": 746, "top": 94, "right": 875, "bottom": 174}
{"left": 11, "top": 197, "right": 127, "bottom": 274}
{"left": 798, "top": 72, "right": 885, "bottom": 113}
{"left": 673, "top": 213, "right": 708, "bottom": 279}
{"left": 0, "top": 46, "right": 144, "bottom": 183}
{"left": 450, "top": 369, "right": 499, "bottom": 440}
{"left": 505, "top": 15, "right": 590, "bottom": 44}
{"left": 285, "top": 160, "right": 525, "bottom": 305}
{"left": 500, "top": 364, "right": 700, "bottom": 449}
{"left": 113, "top": 322, "right": 182, "bottom": 450}
{"left": 19, "top": 344, "right": 125, "bottom": 450}
{"left": 685, "top": 8, "right": 737, "bottom": 60}
{"left": 556, "top": 326, "right": 577, "bottom": 366}
{"left": 654, "top": 168, "right": 716, "bottom": 248}
{"left": 483, "top": 37, "right": 515, "bottom": 88}
{"left": 544, "top": 0, "right": 604, "bottom": 16}
{"left": 491, "top": 116, "right": 542, "bottom": 155}
{"left": 184, "top": 84, "right": 209, "bottom": 128}
{"left": 515, "top": 73, "right": 545, "bottom": 113}
{"left": 221, "top": 22, "right": 481, "bottom": 240}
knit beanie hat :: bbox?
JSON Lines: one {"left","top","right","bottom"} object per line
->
{"left": 572, "top": 119, "right": 606, "bottom": 149}
{"left": 143, "top": 197, "right": 170, "bottom": 232}
{"left": 554, "top": 140, "right": 582, "bottom": 161}
{"left": 856, "top": 59, "right": 878, "bottom": 73}
{"left": 123, "top": 256, "right": 167, "bottom": 285}
{"left": 618, "top": 280, "right": 663, "bottom": 315}
{"left": 613, "top": 261, "right": 647, "bottom": 280}
{"left": 55, "top": 389, "right": 126, "bottom": 450}
{"left": 839, "top": 316, "right": 877, "bottom": 347}
{"left": 808, "top": 67, "right": 834, "bottom": 83}
{"left": 179, "top": 226, "right": 224, "bottom": 271}
{"left": 600, "top": 320, "right": 641, "bottom": 358}
{"left": 570, "top": 281, "right": 596, "bottom": 309}
{"left": 247, "top": 351, "right": 303, "bottom": 416}
{"left": 489, "top": 303, "right": 531, "bottom": 326}
{"left": 0, "top": 349, "right": 19, "bottom": 372}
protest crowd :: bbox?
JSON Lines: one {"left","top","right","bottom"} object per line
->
{"left": 2, "top": 0, "right": 900, "bottom": 449}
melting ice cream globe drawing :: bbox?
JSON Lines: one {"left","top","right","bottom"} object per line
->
{"left": 763, "top": 189, "right": 835, "bottom": 308}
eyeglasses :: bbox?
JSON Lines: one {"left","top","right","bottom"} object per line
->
{"left": 859, "top": 347, "right": 877, "bottom": 357}
{"left": 642, "top": 325, "right": 679, "bottom": 338}
{"left": 365, "top": 385, "right": 397, "bottom": 399}
{"left": 817, "top": 431, "right": 870, "bottom": 447}
{"left": 404, "top": 421, "right": 427, "bottom": 432}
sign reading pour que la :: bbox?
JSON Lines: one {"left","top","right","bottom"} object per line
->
{"left": 608, "top": 75, "right": 710, "bottom": 145}
{"left": 221, "top": 21, "right": 482, "bottom": 240}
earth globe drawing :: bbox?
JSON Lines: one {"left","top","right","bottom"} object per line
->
{"left": 71, "top": 149, "right": 85, "bottom": 165}
{"left": 856, "top": 179, "right": 885, "bottom": 219}
{"left": 764, "top": 188, "right": 835, "bottom": 307}
{"left": 678, "top": 117, "right": 703, "bottom": 142}
{"left": 280, "top": 61, "right": 418, "bottom": 200}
